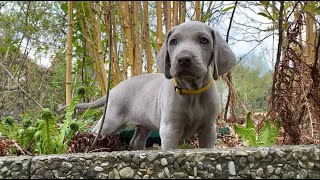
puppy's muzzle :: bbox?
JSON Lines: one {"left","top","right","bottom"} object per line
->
{"left": 176, "top": 50, "right": 194, "bottom": 68}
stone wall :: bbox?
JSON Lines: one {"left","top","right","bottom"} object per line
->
{"left": 0, "top": 145, "right": 319, "bottom": 179}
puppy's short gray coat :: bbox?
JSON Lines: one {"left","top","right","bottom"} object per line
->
{"left": 65, "top": 21, "right": 236, "bottom": 150}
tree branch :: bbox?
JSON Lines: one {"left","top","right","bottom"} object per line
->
{"left": 224, "top": 1, "right": 237, "bottom": 121}
{"left": 0, "top": 46, "right": 43, "bottom": 109}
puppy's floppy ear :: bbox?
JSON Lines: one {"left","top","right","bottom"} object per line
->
{"left": 156, "top": 28, "right": 174, "bottom": 79}
{"left": 210, "top": 29, "right": 236, "bottom": 80}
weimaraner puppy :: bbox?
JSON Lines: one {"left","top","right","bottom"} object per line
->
{"left": 60, "top": 21, "right": 236, "bottom": 150}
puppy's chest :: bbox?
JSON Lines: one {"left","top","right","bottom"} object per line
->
{"left": 182, "top": 100, "right": 215, "bottom": 122}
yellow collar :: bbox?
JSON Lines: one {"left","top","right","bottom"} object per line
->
{"left": 173, "top": 78, "right": 214, "bottom": 94}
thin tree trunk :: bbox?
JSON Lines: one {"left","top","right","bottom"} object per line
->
{"left": 144, "top": 1, "right": 153, "bottom": 73}
{"left": 118, "top": 1, "right": 128, "bottom": 80}
{"left": 124, "top": 1, "right": 135, "bottom": 77}
{"left": 269, "top": 1, "right": 284, "bottom": 113}
{"left": 66, "top": 1, "right": 73, "bottom": 105}
{"left": 195, "top": 1, "right": 200, "bottom": 21}
{"left": 223, "top": 1, "right": 237, "bottom": 121}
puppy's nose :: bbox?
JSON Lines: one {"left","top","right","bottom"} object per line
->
{"left": 177, "top": 51, "right": 193, "bottom": 65}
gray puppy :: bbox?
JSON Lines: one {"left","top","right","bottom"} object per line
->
{"left": 61, "top": 21, "right": 236, "bottom": 150}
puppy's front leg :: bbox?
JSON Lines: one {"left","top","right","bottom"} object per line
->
{"left": 198, "top": 122, "right": 217, "bottom": 148}
{"left": 159, "top": 124, "right": 182, "bottom": 150}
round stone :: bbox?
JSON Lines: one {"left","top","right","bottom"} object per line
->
{"left": 160, "top": 158, "right": 168, "bottom": 166}
{"left": 248, "top": 155, "right": 255, "bottom": 162}
{"left": 267, "top": 165, "right": 274, "bottom": 173}
{"left": 147, "top": 154, "right": 159, "bottom": 162}
{"left": 113, "top": 169, "right": 120, "bottom": 179}
{"left": 261, "top": 150, "right": 268, "bottom": 158}
{"left": 255, "top": 151, "right": 261, "bottom": 158}
{"left": 249, "top": 163, "right": 254, "bottom": 168}
{"left": 239, "top": 157, "right": 247, "bottom": 167}
{"left": 174, "top": 162, "right": 180, "bottom": 171}
{"left": 228, "top": 161, "right": 236, "bottom": 176}
{"left": 1, "top": 166, "right": 8, "bottom": 173}
{"left": 119, "top": 167, "right": 134, "bottom": 179}
{"left": 216, "top": 164, "right": 222, "bottom": 171}
{"left": 142, "top": 175, "right": 149, "bottom": 179}
{"left": 282, "top": 173, "right": 288, "bottom": 179}
{"left": 61, "top": 162, "right": 73, "bottom": 169}
{"left": 157, "top": 170, "right": 165, "bottom": 178}
{"left": 132, "top": 156, "right": 140, "bottom": 165}
{"left": 164, "top": 167, "right": 170, "bottom": 178}
{"left": 173, "top": 172, "right": 186, "bottom": 178}
{"left": 293, "top": 149, "right": 303, "bottom": 158}
{"left": 302, "top": 155, "right": 308, "bottom": 161}
{"left": 256, "top": 168, "right": 263, "bottom": 177}
{"left": 94, "top": 166, "right": 104, "bottom": 172}
{"left": 307, "top": 162, "right": 314, "bottom": 169}
{"left": 276, "top": 150, "right": 286, "bottom": 158}
{"left": 288, "top": 171, "right": 295, "bottom": 178}
{"left": 193, "top": 167, "right": 197, "bottom": 177}
{"left": 274, "top": 167, "right": 281, "bottom": 175}
{"left": 147, "top": 167, "right": 153, "bottom": 175}
{"left": 297, "top": 169, "right": 308, "bottom": 179}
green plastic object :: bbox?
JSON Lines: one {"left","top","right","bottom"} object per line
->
{"left": 119, "top": 129, "right": 161, "bottom": 147}
{"left": 219, "top": 126, "right": 230, "bottom": 135}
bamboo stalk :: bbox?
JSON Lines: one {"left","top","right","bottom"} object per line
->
{"left": 139, "top": 1, "right": 144, "bottom": 74}
{"left": 124, "top": 1, "right": 135, "bottom": 77}
{"left": 118, "top": 1, "right": 128, "bottom": 80}
{"left": 77, "top": 3, "right": 100, "bottom": 86}
{"left": 84, "top": 1, "right": 106, "bottom": 95}
{"left": 95, "top": 1, "right": 108, "bottom": 92}
{"left": 156, "top": 1, "right": 163, "bottom": 55}
{"left": 102, "top": 2, "right": 117, "bottom": 84}
{"left": 166, "top": 1, "right": 171, "bottom": 32}
{"left": 133, "top": 1, "right": 142, "bottom": 75}
{"left": 111, "top": 1, "right": 121, "bottom": 85}
{"left": 179, "top": 1, "right": 186, "bottom": 24}
{"left": 173, "top": 1, "right": 178, "bottom": 26}
{"left": 144, "top": 1, "right": 153, "bottom": 73}
{"left": 305, "top": 2, "right": 316, "bottom": 65}
{"left": 195, "top": 1, "right": 200, "bottom": 21}
{"left": 66, "top": 1, "right": 73, "bottom": 105}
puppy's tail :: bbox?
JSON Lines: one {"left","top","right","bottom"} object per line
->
{"left": 57, "top": 95, "right": 107, "bottom": 112}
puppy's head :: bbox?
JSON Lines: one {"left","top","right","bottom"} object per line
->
{"left": 156, "top": 21, "right": 236, "bottom": 80}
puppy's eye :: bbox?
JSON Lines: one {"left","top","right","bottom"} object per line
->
{"left": 170, "top": 39, "right": 177, "bottom": 45}
{"left": 200, "top": 37, "right": 209, "bottom": 44}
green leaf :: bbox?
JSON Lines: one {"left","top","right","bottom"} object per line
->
{"left": 258, "top": 12, "right": 273, "bottom": 20}
{"left": 201, "top": 12, "right": 213, "bottom": 23}
{"left": 234, "top": 124, "right": 257, "bottom": 146}
{"left": 256, "top": 119, "right": 281, "bottom": 146}
{"left": 260, "top": 1, "right": 269, "bottom": 8}
{"left": 179, "top": 143, "right": 193, "bottom": 149}
{"left": 60, "top": 3, "right": 68, "bottom": 13}
{"left": 245, "top": 112, "right": 255, "bottom": 129}
{"left": 222, "top": 5, "right": 235, "bottom": 13}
